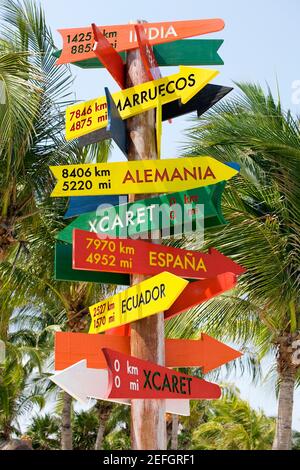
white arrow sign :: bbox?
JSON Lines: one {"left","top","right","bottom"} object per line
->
{"left": 50, "top": 360, "right": 190, "bottom": 416}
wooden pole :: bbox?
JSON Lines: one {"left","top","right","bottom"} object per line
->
{"left": 126, "top": 20, "right": 166, "bottom": 450}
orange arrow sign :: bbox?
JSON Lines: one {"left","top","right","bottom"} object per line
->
{"left": 54, "top": 331, "right": 241, "bottom": 373}
{"left": 56, "top": 19, "right": 225, "bottom": 65}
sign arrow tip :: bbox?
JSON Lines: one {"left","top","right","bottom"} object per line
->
{"left": 50, "top": 360, "right": 89, "bottom": 404}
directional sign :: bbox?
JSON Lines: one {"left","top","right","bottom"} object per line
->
{"left": 89, "top": 272, "right": 188, "bottom": 334}
{"left": 79, "top": 84, "right": 231, "bottom": 148}
{"left": 64, "top": 195, "right": 127, "bottom": 219}
{"left": 50, "top": 360, "right": 190, "bottom": 415}
{"left": 135, "top": 24, "right": 162, "bottom": 81}
{"left": 57, "top": 184, "right": 228, "bottom": 244}
{"left": 56, "top": 19, "right": 225, "bottom": 65}
{"left": 55, "top": 242, "right": 130, "bottom": 285}
{"left": 73, "top": 231, "right": 246, "bottom": 280}
{"left": 65, "top": 66, "right": 218, "bottom": 140}
{"left": 162, "top": 84, "right": 232, "bottom": 121}
{"left": 54, "top": 331, "right": 242, "bottom": 373}
{"left": 164, "top": 272, "right": 238, "bottom": 320}
{"left": 78, "top": 87, "right": 127, "bottom": 156}
{"left": 91, "top": 24, "right": 125, "bottom": 89}
{"left": 50, "top": 156, "right": 238, "bottom": 197}
{"left": 53, "top": 39, "right": 224, "bottom": 68}
{"left": 103, "top": 348, "right": 221, "bottom": 400}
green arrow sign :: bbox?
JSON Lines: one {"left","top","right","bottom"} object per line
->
{"left": 52, "top": 39, "right": 224, "bottom": 69}
{"left": 56, "top": 183, "right": 227, "bottom": 245}
{"left": 55, "top": 242, "right": 129, "bottom": 285}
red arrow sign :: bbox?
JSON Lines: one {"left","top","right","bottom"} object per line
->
{"left": 54, "top": 331, "right": 241, "bottom": 373}
{"left": 103, "top": 348, "right": 221, "bottom": 399}
{"left": 91, "top": 24, "right": 125, "bottom": 89}
{"left": 106, "top": 272, "right": 238, "bottom": 336}
{"left": 56, "top": 19, "right": 225, "bottom": 65}
{"left": 164, "top": 272, "right": 237, "bottom": 320}
{"left": 72, "top": 230, "right": 245, "bottom": 280}
{"left": 134, "top": 24, "right": 162, "bottom": 81}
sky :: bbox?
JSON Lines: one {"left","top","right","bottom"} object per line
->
{"left": 32, "top": 0, "right": 300, "bottom": 432}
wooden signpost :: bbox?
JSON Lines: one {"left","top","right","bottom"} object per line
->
{"left": 88, "top": 272, "right": 188, "bottom": 334}
{"left": 50, "top": 16, "right": 245, "bottom": 450}
{"left": 78, "top": 87, "right": 127, "bottom": 156}
{"left": 103, "top": 348, "right": 221, "bottom": 399}
{"left": 72, "top": 230, "right": 245, "bottom": 280}
{"left": 54, "top": 331, "right": 242, "bottom": 373}
{"left": 50, "top": 360, "right": 190, "bottom": 415}
{"left": 58, "top": 183, "right": 228, "bottom": 244}
{"left": 53, "top": 39, "right": 225, "bottom": 68}
{"left": 56, "top": 19, "right": 224, "bottom": 65}
{"left": 50, "top": 156, "right": 238, "bottom": 197}
{"left": 64, "top": 66, "right": 218, "bottom": 140}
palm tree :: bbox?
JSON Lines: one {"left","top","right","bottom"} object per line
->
{"left": 0, "top": 349, "right": 45, "bottom": 444}
{"left": 190, "top": 392, "right": 275, "bottom": 450}
{"left": 0, "top": 0, "right": 115, "bottom": 450}
{"left": 73, "top": 410, "right": 99, "bottom": 450}
{"left": 174, "top": 82, "right": 300, "bottom": 450}
{"left": 99, "top": 403, "right": 130, "bottom": 450}
{"left": 27, "top": 413, "right": 60, "bottom": 449}
{"left": 0, "top": 0, "right": 74, "bottom": 263}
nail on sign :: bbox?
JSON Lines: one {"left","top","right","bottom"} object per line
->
{"left": 103, "top": 348, "right": 222, "bottom": 400}
{"left": 50, "top": 157, "right": 239, "bottom": 197}
{"left": 56, "top": 19, "right": 224, "bottom": 65}
{"left": 88, "top": 272, "right": 188, "bottom": 334}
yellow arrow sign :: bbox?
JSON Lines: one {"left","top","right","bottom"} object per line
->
{"left": 65, "top": 66, "right": 218, "bottom": 140}
{"left": 50, "top": 157, "right": 238, "bottom": 197}
{"left": 89, "top": 272, "right": 188, "bottom": 334}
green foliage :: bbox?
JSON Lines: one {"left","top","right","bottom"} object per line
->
{"left": 27, "top": 413, "right": 60, "bottom": 450}
{"left": 169, "top": 82, "right": 300, "bottom": 376}
{"left": 176, "top": 386, "right": 275, "bottom": 450}
{"left": 189, "top": 393, "right": 275, "bottom": 450}
{"left": 73, "top": 409, "right": 99, "bottom": 450}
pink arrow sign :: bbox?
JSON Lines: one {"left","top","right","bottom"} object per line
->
{"left": 103, "top": 348, "right": 221, "bottom": 400}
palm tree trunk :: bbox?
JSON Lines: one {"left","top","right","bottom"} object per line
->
{"left": 94, "top": 404, "right": 112, "bottom": 450}
{"left": 272, "top": 364, "right": 295, "bottom": 450}
{"left": 94, "top": 422, "right": 105, "bottom": 450}
{"left": 61, "top": 392, "right": 72, "bottom": 450}
{"left": 171, "top": 414, "right": 179, "bottom": 450}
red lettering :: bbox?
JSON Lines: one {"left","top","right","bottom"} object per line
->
{"left": 122, "top": 170, "right": 135, "bottom": 184}
{"left": 204, "top": 166, "right": 216, "bottom": 179}
{"left": 155, "top": 169, "right": 169, "bottom": 182}
{"left": 171, "top": 168, "right": 184, "bottom": 181}
{"left": 144, "top": 169, "right": 153, "bottom": 182}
